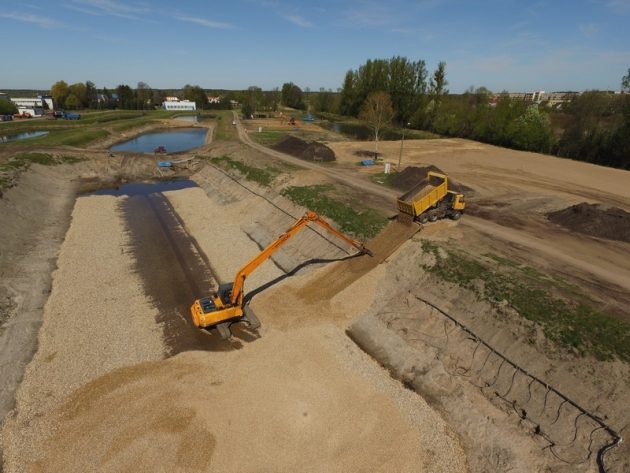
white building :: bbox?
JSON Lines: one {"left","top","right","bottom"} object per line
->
{"left": 10, "top": 97, "right": 46, "bottom": 117}
{"left": 162, "top": 99, "right": 196, "bottom": 111}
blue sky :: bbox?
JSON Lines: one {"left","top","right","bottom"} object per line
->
{"left": 1, "top": 0, "right": 629, "bottom": 93}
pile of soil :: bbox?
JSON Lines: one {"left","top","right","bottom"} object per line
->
{"left": 272, "top": 136, "right": 335, "bottom": 162}
{"left": 547, "top": 203, "right": 630, "bottom": 243}
{"left": 391, "top": 165, "right": 444, "bottom": 192}
{"left": 391, "top": 165, "right": 471, "bottom": 195}
{"left": 272, "top": 136, "right": 310, "bottom": 157}
{"left": 302, "top": 142, "right": 335, "bottom": 162}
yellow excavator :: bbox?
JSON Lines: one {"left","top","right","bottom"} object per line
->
{"left": 190, "top": 211, "right": 373, "bottom": 338}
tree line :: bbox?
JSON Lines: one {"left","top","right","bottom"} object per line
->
{"left": 334, "top": 58, "right": 630, "bottom": 170}
{"left": 48, "top": 81, "right": 233, "bottom": 111}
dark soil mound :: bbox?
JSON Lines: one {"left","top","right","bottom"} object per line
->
{"left": 272, "top": 136, "right": 336, "bottom": 162}
{"left": 272, "top": 136, "right": 309, "bottom": 158}
{"left": 391, "top": 165, "right": 444, "bottom": 192}
{"left": 302, "top": 142, "right": 335, "bottom": 162}
{"left": 547, "top": 203, "right": 630, "bottom": 243}
{"left": 353, "top": 150, "right": 382, "bottom": 158}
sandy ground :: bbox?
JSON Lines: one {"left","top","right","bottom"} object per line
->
{"left": 1, "top": 195, "right": 166, "bottom": 471}
{"left": 327, "top": 138, "right": 630, "bottom": 316}
{"left": 15, "top": 327, "right": 466, "bottom": 473}
{"left": 1, "top": 172, "right": 468, "bottom": 472}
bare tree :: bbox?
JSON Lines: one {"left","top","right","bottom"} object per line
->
{"left": 359, "top": 91, "right": 395, "bottom": 156}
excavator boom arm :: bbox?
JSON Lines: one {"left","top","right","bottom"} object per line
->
{"left": 229, "top": 211, "right": 370, "bottom": 305}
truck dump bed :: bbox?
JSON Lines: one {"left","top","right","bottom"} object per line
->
{"left": 397, "top": 172, "right": 448, "bottom": 217}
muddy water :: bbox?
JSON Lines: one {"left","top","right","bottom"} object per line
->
{"left": 92, "top": 181, "right": 253, "bottom": 353}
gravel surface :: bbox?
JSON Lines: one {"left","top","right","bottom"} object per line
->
{"left": 165, "top": 186, "right": 284, "bottom": 290}
{"left": 1, "top": 194, "right": 166, "bottom": 471}
{"left": 16, "top": 326, "right": 467, "bottom": 473}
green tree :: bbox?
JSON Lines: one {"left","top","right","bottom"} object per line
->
{"left": 85, "top": 81, "right": 98, "bottom": 108}
{"left": 622, "top": 67, "right": 630, "bottom": 92}
{"left": 136, "top": 82, "right": 152, "bottom": 110}
{"left": 0, "top": 100, "right": 18, "bottom": 115}
{"left": 68, "top": 82, "right": 87, "bottom": 108}
{"left": 427, "top": 61, "right": 448, "bottom": 127}
{"left": 281, "top": 82, "right": 304, "bottom": 109}
{"left": 339, "top": 70, "right": 358, "bottom": 116}
{"left": 242, "top": 86, "right": 263, "bottom": 117}
{"left": 359, "top": 91, "right": 394, "bottom": 155}
{"left": 65, "top": 94, "right": 81, "bottom": 110}
{"left": 116, "top": 84, "right": 135, "bottom": 109}
{"left": 507, "top": 106, "right": 554, "bottom": 152}
{"left": 182, "top": 84, "right": 208, "bottom": 109}
{"left": 51, "top": 80, "right": 69, "bottom": 109}
{"left": 606, "top": 97, "right": 630, "bottom": 168}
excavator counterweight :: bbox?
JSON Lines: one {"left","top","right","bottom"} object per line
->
{"left": 190, "top": 211, "right": 372, "bottom": 339}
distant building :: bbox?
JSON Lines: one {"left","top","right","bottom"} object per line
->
{"left": 10, "top": 97, "right": 46, "bottom": 117}
{"left": 207, "top": 96, "right": 221, "bottom": 104}
{"left": 162, "top": 99, "right": 196, "bottom": 111}
{"left": 164, "top": 96, "right": 180, "bottom": 102}
{"left": 492, "top": 90, "right": 580, "bottom": 107}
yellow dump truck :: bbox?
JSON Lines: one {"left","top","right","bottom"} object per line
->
{"left": 397, "top": 171, "right": 465, "bottom": 223}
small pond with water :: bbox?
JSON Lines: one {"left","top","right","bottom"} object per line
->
{"left": 110, "top": 128, "right": 208, "bottom": 153}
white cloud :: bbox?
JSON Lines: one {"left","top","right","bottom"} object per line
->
{"left": 66, "top": 0, "right": 149, "bottom": 20}
{"left": 282, "top": 14, "right": 312, "bottom": 27}
{"left": 175, "top": 15, "right": 234, "bottom": 29}
{"left": 0, "top": 12, "right": 63, "bottom": 28}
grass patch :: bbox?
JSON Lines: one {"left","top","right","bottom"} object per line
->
{"left": 40, "top": 128, "right": 110, "bottom": 146}
{"left": 213, "top": 111, "right": 238, "bottom": 141}
{"left": 14, "top": 152, "right": 56, "bottom": 165}
{"left": 369, "top": 172, "right": 396, "bottom": 187}
{"left": 209, "top": 155, "right": 281, "bottom": 186}
{"left": 281, "top": 184, "right": 388, "bottom": 239}
{"left": 422, "top": 241, "right": 630, "bottom": 361}
{"left": 249, "top": 130, "right": 287, "bottom": 146}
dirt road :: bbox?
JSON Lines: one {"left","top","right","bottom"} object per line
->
{"left": 233, "top": 111, "right": 398, "bottom": 205}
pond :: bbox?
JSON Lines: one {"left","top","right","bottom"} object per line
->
{"left": 0, "top": 130, "right": 49, "bottom": 143}
{"left": 110, "top": 128, "right": 208, "bottom": 153}
{"left": 321, "top": 121, "right": 404, "bottom": 141}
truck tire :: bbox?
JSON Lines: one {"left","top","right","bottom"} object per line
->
{"left": 417, "top": 213, "right": 429, "bottom": 224}
{"left": 450, "top": 211, "right": 462, "bottom": 220}
{"left": 428, "top": 211, "right": 439, "bottom": 222}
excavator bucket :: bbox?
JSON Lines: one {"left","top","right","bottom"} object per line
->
{"left": 242, "top": 305, "right": 261, "bottom": 330}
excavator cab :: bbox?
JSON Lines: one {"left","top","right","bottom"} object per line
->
{"left": 192, "top": 282, "right": 261, "bottom": 339}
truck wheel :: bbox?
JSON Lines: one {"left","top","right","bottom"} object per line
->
{"left": 450, "top": 211, "right": 462, "bottom": 220}
{"left": 417, "top": 213, "right": 429, "bottom": 224}
{"left": 428, "top": 211, "right": 439, "bottom": 222}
